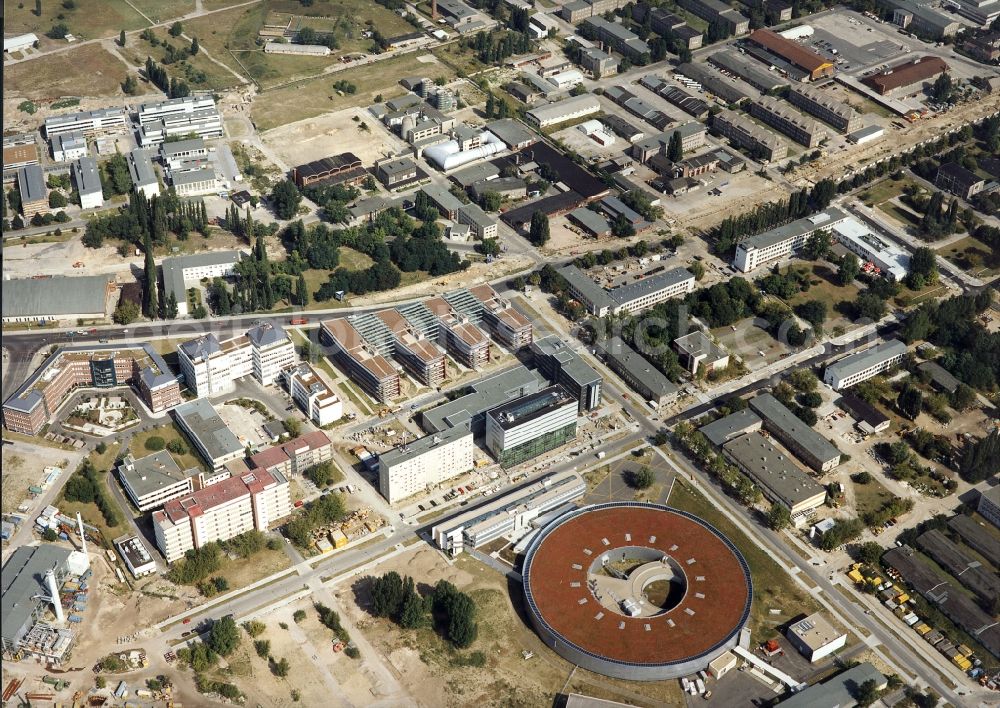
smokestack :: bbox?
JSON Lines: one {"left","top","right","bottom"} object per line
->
{"left": 45, "top": 567, "right": 65, "bottom": 623}
{"left": 432, "top": 0, "right": 437, "bottom": 19}
{"left": 76, "top": 512, "right": 89, "bottom": 559}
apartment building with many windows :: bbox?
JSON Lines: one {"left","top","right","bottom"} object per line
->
{"left": 177, "top": 324, "right": 295, "bottom": 397}
{"left": 787, "top": 85, "right": 862, "bottom": 133}
{"left": 284, "top": 363, "right": 344, "bottom": 426}
{"left": 248, "top": 431, "right": 334, "bottom": 478}
{"left": 378, "top": 426, "right": 475, "bottom": 503}
{"left": 321, "top": 318, "right": 401, "bottom": 403}
{"left": 152, "top": 468, "right": 291, "bottom": 562}
{"left": 486, "top": 387, "right": 578, "bottom": 467}
{"left": 734, "top": 207, "right": 848, "bottom": 272}
{"left": 712, "top": 110, "right": 788, "bottom": 164}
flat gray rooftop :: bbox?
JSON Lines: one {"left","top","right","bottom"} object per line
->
{"left": 739, "top": 207, "right": 848, "bottom": 252}
{"left": 2, "top": 544, "right": 73, "bottom": 645}
{"left": 723, "top": 432, "right": 825, "bottom": 509}
{"left": 422, "top": 364, "right": 545, "bottom": 433}
{"left": 825, "top": 340, "right": 907, "bottom": 384}
{"left": 120, "top": 450, "right": 189, "bottom": 499}
{"left": 2, "top": 274, "right": 113, "bottom": 319}
{"left": 699, "top": 409, "right": 761, "bottom": 447}
{"left": 379, "top": 425, "right": 472, "bottom": 468}
{"left": 174, "top": 398, "right": 242, "bottom": 462}
{"left": 749, "top": 393, "right": 841, "bottom": 466}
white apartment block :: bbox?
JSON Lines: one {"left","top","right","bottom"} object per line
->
{"left": 161, "top": 251, "right": 243, "bottom": 318}
{"left": 138, "top": 95, "right": 219, "bottom": 125}
{"left": 612, "top": 266, "right": 695, "bottom": 313}
{"left": 152, "top": 469, "right": 291, "bottom": 563}
{"left": 177, "top": 323, "right": 295, "bottom": 396}
{"left": 378, "top": 427, "right": 475, "bottom": 504}
{"left": 734, "top": 207, "right": 848, "bottom": 273}
{"left": 285, "top": 363, "right": 344, "bottom": 426}
{"left": 823, "top": 339, "right": 907, "bottom": 390}
{"left": 44, "top": 108, "right": 128, "bottom": 138}
{"left": 52, "top": 133, "right": 87, "bottom": 162}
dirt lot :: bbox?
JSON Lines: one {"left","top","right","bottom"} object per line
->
{"left": 340, "top": 546, "right": 687, "bottom": 707}
{"left": 1, "top": 443, "right": 82, "bottom": 514}
{"left": 251, "top": 52, "right": 450, "bottom": 131}
{"left": 261, "top": 106, "right": 410, "bottom": 168}
{"left": 2, "top": 0, "right": 147, "bottom": 44}
{"left": 5, "top": 43, "right": 131, "bottom": 102}
{"left": 3, "top": 234, "right": 137, "bottom": 279}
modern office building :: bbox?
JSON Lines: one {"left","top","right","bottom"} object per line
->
{"left": 594, "top": 337, "right": 678, "bottom": 405}
{"left": 699, "top": 409, "right": 762, "bottom": 447}
{"left": 863, "top": 56, "right": 948, "bottom": 96}
{"left": 284, "top": 363, "right": 344, "bottom": 426}
{"left": 136, "top": 96, "right": 223, "bottom": 146}
{"left": 1, "top": 544, "right": 76, "bottom": 663}
{"left": 749, "top": 96, "right": 827, "bottom": 148}
{"left": 177, "top": 323, "right": 295, "bottom": 396}
{"left": 734, "top": 207, "right": 849, "bottom": 272}
{"left": 153, "top": 468, "right": 291, "bottom": 562}
{"left": 2, "top": 343, "right": 181, "bottom": 436}
{"left": 787, "top": 85, "right": 862, "bottom": 133}
{"left": 486, "top": 386, "right": 578, "bottom": 467}
{"left": 422, "top": 364, "right": 545, "bottom": 434}
{"left": 321, "top": 318, "right": 401, "bottom": 403}
{"left": 173, "top": 399, "right": 244, "bottom": 470}
{"left": 723, "top": 432, "right": 827, "bottom": 515}
{"left": 749, "top": 393, "right": 842, "bottom": 472}
{"left": 127, "top": 148, "right": 160, "bottom": 198}
{"left": 72, "top": 157, "right": 104, "bottom": 210}
{"left": 531, "top": 336, "right": 603, "bottom": 412}
{"left": 44, "top": 107, "right": 127, "bottom": 138}
{"left": 526, "top": 94, "right": 601, "bottom": 128}
{"left": 785, "top": 613, "right": 847, "bottom": 662}
{"left": 676, "top": 0, "right": 749, "bottom": 34}
{"left": 378, "top": 426, "right": 475, "bottom": 503}
{"left": 247, "top": 431, "right": 334, "bottom": 478}
{"left": 160, "top": 250, "right": 244, "bottom": 318}
{"left": 468, "top": 284, "right": 533, "bottom": 349}
{"left": 118, "top": 451, "right": 196, "bottom": 512}
{"left": 421, "top": 297, "right": 491, "bottom": 369}
{"left": 823, "top": 340, "right": 908, "bottom": 391}
{"left": 830, "top": 217, "right": 910, "bottom": 281}
{"left": 17, "top": 164, "right": 48, "bottom": 217}
{"left": 52, "top": 133, "right": 88, "bottom": 162}
{"left": 712, "top": 110, "right": 788, "bottom": 163}
{"left": 673, "top": 331, "right": 730, "bottom": 375}
{"left": 746, "top": 29, "right": 835, "bottom": 80}
{"left": 432, "top": 470, "right": 586, "bottom": 555}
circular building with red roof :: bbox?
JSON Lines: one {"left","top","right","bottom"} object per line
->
{"left": 522, "top": 502, "right": 752, "bottom": 680}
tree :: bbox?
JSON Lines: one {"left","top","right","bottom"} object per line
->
{"left": 398, "top": 588, "right": 425, "bottom": 629}
{"left": 123, "top": 74, "right": 138, "bottom": 95}
{"left": 113, "top": 300, "right": 140, "bottom": 324}
{"left": 254, "top": 639, "right": 270, "bottom": 658}
{"left": 446, "top": 593, "right": 478, "bottom": 648}
{"left": 47, "top": 23, "right": 70, "bottom": 39}
{"left": 206, "top": 616, "right": 240, "bottom": 657}
{"left": 119, "top": 29, "right": 126, "bottom": 46}
{"left": 951, "top": 383, "right": 976, "bottom": 411}
{"left": 270, "top": 180, "right": 301, "bottom": 220}
{"left": 855, "top": 291, "right": 886, "bottom": 321}
{"left": 145, "top": 436, "right": 166, "bottom": 451}
{"left": 766, "top": 504, "right": 791, "bottom": 531}
{"left": 931, "top": 72, "right": 952, "bottom": 103}
{"left": 667, "top": 130, "right": 683, "bottom": 162}
{"left": 169, "top": 21, "right": 183, "bottom": 37}
{"left": 788, "top": 369, "right": 818, "bottom": 392}
{"left": 625, "top": 467, "right": 655, "bottom": 489}
{"left": 167, "top": 439, "right": 187, "bottom": 454}
{"left": 690, "top": 261, "right": 705, "bottom": 281}
{"left": 304, "top": 461, "right": 338, "bottom": 488}
{"left": 855, "top": 678, "right": 881, "bottom": 707}
{"left": 796, "top": 300, "right": 827, "bottom": 329}
{"left": 270, "top": 657, "right": 290, "bottom": 677}
{"left": 142, "top": 233, "right": 157, "bottom": 318}
{"left": 855, "top": 541, "right": 883, "bottom": 566}
{"left": 907, "top": 246, "right": 938, "bottom": 288}
{"left": 528, "top": 211, "right": 549, "bottom": 247}
{"left": 897, "top": 384, "right": 923, "bottom": 420}
{"left": 478, "top": 191, "right": 502, "bottom": 212}
{"left": 803, "top": 229, "right": 832, "bottom": 260}
{"left": 838, "top": 253, "right": 860, "bottom": 286}
{"left": 283, "top": 417, "right": 301, "bottom": 437}
{"left": 370, "top": 572, "right": 406, "bottom": 618}
{"left": 296, "top": 272, "right": 309, "bottom": 306}
{"left": 49, "top": 191, "right": 67, "bottom": 208}
{"left": 190, "top": 36, "right": 199, "bottom": 55}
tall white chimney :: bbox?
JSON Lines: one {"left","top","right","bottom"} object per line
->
{"left": 45, "top": 567, "right": 65, "bottom": 623}
{"left": 76, "top": 512, "right": 89, "bottom": 559}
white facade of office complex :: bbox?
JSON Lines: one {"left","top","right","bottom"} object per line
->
{"left": 823, "top": 340, "right": 908, "bottom": 390}
{"left": 178, "top": 329, "right": 296, "bottom": 397}
{"left": 613, "top": 268, "right": 696, "bottom": 312}
{"left": 378, "top": 430, "right": 475, "bottom": 504}
{"left": 734, "top": 208, "right": 849, "bottom": 272}
{"left": 44, "top": 108, "right": 128, "bottom": 138}
{"left": 485, "top": 398, "right": 578, "bottom": 457}
{"left": 153, "top": 473, "right": 291, "bottom": 563}
{"left": 137, "top": 97, "right": 223, "bottom": 146}
{"left": 831, "top": 217, "right": 910, "bottom": 281}
{"left": 162, "top": 252, "right": 241, "bottom": 318}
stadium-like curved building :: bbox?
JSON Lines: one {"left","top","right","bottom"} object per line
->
{"left": 521, "top": 502, "right": 752, "bottom": 680}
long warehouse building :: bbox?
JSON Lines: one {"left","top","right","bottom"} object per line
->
{"left": 722, "top": 432, "right": 827, "bottom": 516}
{"left": 746, "top": 29, "right": 835, "bottom": 80}
{"left": 734, "top": 207, "right": 848, "bottom": 272}
{"left": 749, "top": 393, "right": 841, "bottom": 472}
{"left": 712, "top": 110, "right": 788, "bottom": 164}
{"left": 823, "top": 340, "right": 908, "bottom": 391}
{"left": 748, "top": 96, "right": 827, "bottom": 148}
{"left": 788, "top": 84, "right": 863, "bottom": 133}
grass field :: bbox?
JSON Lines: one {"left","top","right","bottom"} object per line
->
{"left": 252, "top": 52, "right": 448, "bottom": 130}
{"left": 127, "top": 0, "right": 195, "bottom": 22}
{"left": 877, "top": 202, "right": 921, "bottom": 229}
{"left": 4, "top": 0, "right": 147, "bottom": 41}
{"left": 129, "top": 424, "right": 209, "bottom": 473}
{"left": 784, "top": 263, "right": 860, "bottom": 319}
{"left": 5, "top": 44, "right": 127, "bottom": 100}
{"left": 667, "top": 480, "right": 820, "bottom": 643}
{"left": 431, "top": 43, "right": 485, "bottom": 78}
{"left": 858, "top": 177, "right": 922, "bottom": 207}
{"left": 852, "top": 476, "right": 894, "bottom": 521}
{"left": 936, "top": 235, "right": 1000, "bottom": 277}
{"left": 121, "top": 31, "right": 242, "bottom": 90}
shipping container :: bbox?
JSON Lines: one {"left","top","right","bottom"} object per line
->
{"left": 68, "top": 614, "right": 83, "bottom": 623}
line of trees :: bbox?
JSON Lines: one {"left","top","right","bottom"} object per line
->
{"left": 144, "top": 57, "right": 190, "bottom": 99}
{"left": 63, "top": 458, "right": 120, "bottom": 528}
{"left": 673, "top": 421, "right": 762, "bottom": 506}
